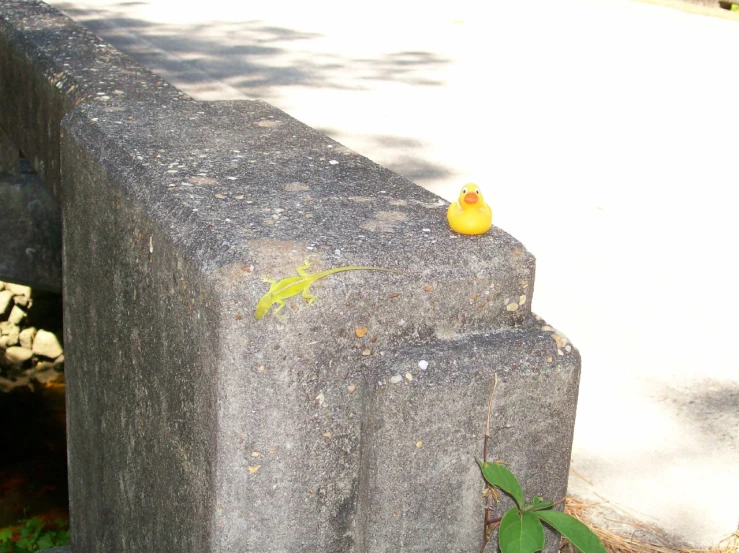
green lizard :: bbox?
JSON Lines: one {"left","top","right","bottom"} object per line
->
{"left": 255, "top": 260, "right": 403, "bottom": 320}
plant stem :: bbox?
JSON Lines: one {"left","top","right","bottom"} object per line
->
{"left": 480, "top": 373, "right": 499, "bottom": 553}
{"left": 482, "top": 373, "right": 498, "bottom": 464}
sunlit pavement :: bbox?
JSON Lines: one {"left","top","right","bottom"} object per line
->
{"left": 44, "top": 0, "right": 739, "bottom": 545}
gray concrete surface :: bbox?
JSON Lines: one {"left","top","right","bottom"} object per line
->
{"left": 38, "top": 0, "right": 739, "bottom": 547}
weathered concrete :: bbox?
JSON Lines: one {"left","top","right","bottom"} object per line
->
{"left": 0, "top": 1, "right": 581, "bottom": 552}
{"left": 58, "top": 97, "right": 577, "bottom": 553}
{"left": 356, "top": 319, "right": 579, "bottom": 552}
{"left": 0, "top": 164, "right": 61, "bottom": 292}
{"left": 0, "top": 0, "right": 185, "bottom": 197}
{"left": 0, "top": 126, "right": 19, "bottom": 174}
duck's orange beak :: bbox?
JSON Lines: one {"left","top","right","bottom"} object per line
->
{"left": 463, "top": 193, "right": 478, "bottom": 205}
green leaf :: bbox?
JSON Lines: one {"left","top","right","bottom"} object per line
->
{"left": 525, "top": 496, "right": 555, "bottom": 512}
{"left": 499, "top": 508, "right": 545, "bottom": 553}
{"left": 476, "top": 458, "right": 525, "bottom": 509}
{"left": 534, "top": 510, "right": 607, "bottom": 553}
{"left": 58, "top": 529, "right": 70, "bottom": 544}
{"left": 37, "top": 534, "right": 53, "bottom": 549}
{"left": 0, "top": 527, "right": 11, "bottom": 543}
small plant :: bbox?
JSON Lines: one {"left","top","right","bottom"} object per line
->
{"left": 476, "top": 460, "right": 606, "bottom": 553}
{"left": 0, "top": 516, "right": 70, "bottom": 553}
{"left": 476, "top": 375, "right": 606, "bottom": 553}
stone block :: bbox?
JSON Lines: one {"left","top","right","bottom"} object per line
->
{"left": 59, "top": 96, "right": 578, "bottom": 553}
{"left": 356, "top": 318, "right": 579, "bottom": 552}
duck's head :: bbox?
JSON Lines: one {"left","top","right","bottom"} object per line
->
{"left": 457, "top": 183, "right": 484, "bottom": 209}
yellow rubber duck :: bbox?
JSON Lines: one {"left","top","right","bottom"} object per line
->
{"left": 446, "top": 183, "right": 493, "bottom": 235}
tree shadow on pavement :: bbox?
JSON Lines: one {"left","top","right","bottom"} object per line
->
{"left": 49, "top": 2, "right": 452, "bottom": 98}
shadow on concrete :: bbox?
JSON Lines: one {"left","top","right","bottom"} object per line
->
{"left": 659, "top": 380, "right": 739, "bottom": 450}
{"left": 570, "top": 376, "right": 739, "bottom": 544}
{"left": 315, "top": 128, "right": 455, "bottom": 184}
{"left": 49, "top": 2, "right": 451, "bottom": 97}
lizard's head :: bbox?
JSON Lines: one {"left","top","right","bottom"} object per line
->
{"left": 254, "top": 298, "right": 271, "bottom": 320}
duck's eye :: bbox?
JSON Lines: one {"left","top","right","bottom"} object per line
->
{"left": 462, "top": 188, "right": 468, "bottom": 194}
{"left": 475, "top": 188, "right": 481, "bottom": 194}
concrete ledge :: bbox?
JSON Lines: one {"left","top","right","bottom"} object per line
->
{"left": 63, "top": 98, "right": 535, "bottom": 332}
{"left": 60, "top": 97, "right": 553, "bottom": 552}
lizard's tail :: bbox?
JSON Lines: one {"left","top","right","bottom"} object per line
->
{"left": 331, "top": 266, "right": 409, "bottom": 275}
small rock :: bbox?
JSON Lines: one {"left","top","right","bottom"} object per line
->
{"left": 389, "top": 374, "right": 402, "bottom": 384}
{"left": 0, "top": 290, "right": 13, "bottom": 317}
{"left": 13, "top": 295, "right": 29, "bottom": 308}
{"left": 315, "top": 393, "right": 325, "bottom": 407}
{"left": 33, "top": 369, "right": 61, "bottom": 384}
{"left": 5, "top": 283, "right": 31, "bottom": 297}
{"left": 0, "top": 323, "right": 20, "bottom": 347}
{"left": 0, "top": 336, "right": 8, "bottom": 348}
{"left": 4, "top": 346, "right": 33, "bottom": 364}
{"left": 53, "top": 354, "right": 64, "bottom": 369}
{"left": 19, "top": 327, "right": 37, "bottom": 349}
{"left": 0, "top": 320, "right": 17, "bottom": 335}
{"left": 418, "top": 360, "right": 428, "bottom": 371}
{"left": 0, "top": 375, "right": 29, "bottom": 393}
{"left": 32, "top": 329, "right": 64, "bottom": 359}
{"left": 8, "top": 305, "right": 26, "bottom": 325}
{"left": 35, "top": 360, "right": 54, "bottom": 372}
{"left": 506, "top": 302, "right": 519, "bottom": 312}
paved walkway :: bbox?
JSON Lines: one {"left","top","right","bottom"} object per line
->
{"left": 46, "top": 0, "right": 739, "bottom": 546}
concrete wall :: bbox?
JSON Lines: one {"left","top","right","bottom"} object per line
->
{"left": 0, "top": 1, "right": 581, "bottom": 552}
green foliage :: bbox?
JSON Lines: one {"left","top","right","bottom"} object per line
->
{"left": 477, "top": 459, "right": 606, "bottom": 553}
{"left": 499, "top": 509, "right": 545, "bottom": 553}
{"left": 0, "top": 516, "right": 69, "bottom": 553}
{"left": 533, "top": 510, "right": 606, "bottom": 553}
{"left": 476, "top": 459, "right": 524, "bottom": 509}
